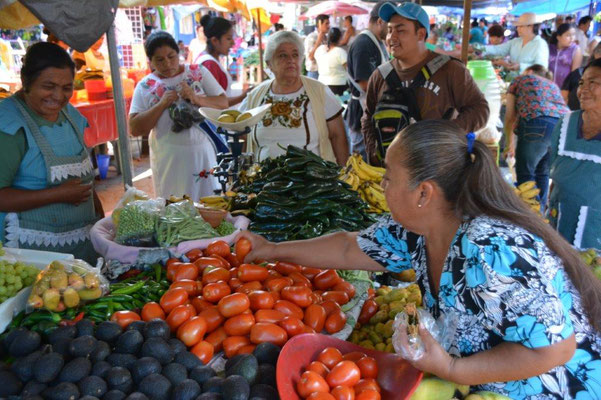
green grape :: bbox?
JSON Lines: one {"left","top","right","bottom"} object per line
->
{"left": 0, "top": 287, "right": 7, "bottom": 295}
{"left": 14, "top": 276, "right": 21, "bottom": 286}
{"left": 14, "top": 281, "right": 22, "bottom": 291}
{"left": 5, "top": 274, "right": 15, "bottom": 284}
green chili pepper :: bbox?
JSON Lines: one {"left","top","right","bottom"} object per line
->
{"left": 111, "top": 281, "right": 145, "bottom": 295}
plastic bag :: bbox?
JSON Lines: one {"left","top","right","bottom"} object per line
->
{"left": 476, "top": 126, "right": 501, "bottom": 145}
{"left": 156, "top": 201, "right": 221, "bottom": 247}
{"left": 169, "top": 100, "right": 204, "bottom": 133}
{"left": 115, "top": 199, "right": 164, "bottom": 246}
{"left": 111, "top": 185, "right": 151, "bottom": 227}
{"left": 27, "top": 259, "right": 109, "bottom": 312}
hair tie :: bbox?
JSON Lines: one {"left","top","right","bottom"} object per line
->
{"left": 466, "top": 132, "right": 476, "bottom": 163}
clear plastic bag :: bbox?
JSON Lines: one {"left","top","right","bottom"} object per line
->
{"left": 169, "top": 100, "right": 204, "bottom": 133}
{"left": 111, "top": 185, "right": 151, "bottom": 227}
{"left": 115, "top": 199, "right": 164, "bottom": 246}
{"left": 156, "top": 201, "right": 220, "bottom": 247}
{"left": 27, "top": 259, "right": 109, "bottom": 312}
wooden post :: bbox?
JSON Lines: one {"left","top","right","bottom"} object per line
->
{"left": 256, "top": 8, "right": 264, "bottom": 82}
{"left": 461, "top": 0, "right": 472, "bottom": 64}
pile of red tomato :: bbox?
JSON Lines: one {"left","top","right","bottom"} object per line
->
{"left": 297, "top": 347, "right": 382, "bottom": 400}
{"left": 129, "top": 238, "right": 356, "bottom": 363}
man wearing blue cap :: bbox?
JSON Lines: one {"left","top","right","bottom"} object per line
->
{"left": 361, "top": 2, "right": 489, "bottom": 165}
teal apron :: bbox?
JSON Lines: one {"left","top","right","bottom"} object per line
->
{"left": 549, "top": 111, "right": 601, "bottom": 250}
{"left": 3, "top": 97, "right": 99, "bottom": 263}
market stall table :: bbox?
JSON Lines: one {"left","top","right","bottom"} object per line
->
{"left": 74, "top": 97, "right": 132, "bottom": 148}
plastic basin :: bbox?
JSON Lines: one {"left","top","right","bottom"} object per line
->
{"left": 277, "top": 333, "right": 423, "bottom": 400}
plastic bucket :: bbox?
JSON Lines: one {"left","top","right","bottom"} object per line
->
{"left": 84, "top": 79, "right": 107, "bottom": 101}
{"left": 467, "top": 60, "right": 496, "bottom": 80}
{"left": 96, "top": 154, "right": 110, "bottom": 179}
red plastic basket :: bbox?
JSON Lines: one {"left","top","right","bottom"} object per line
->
{"left": 277, "top": 334, "right": 423, "bottom": 400}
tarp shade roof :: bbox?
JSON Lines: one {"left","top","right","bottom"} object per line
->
{"left": 509, "top": 0, "right": 592, "bottom": 15}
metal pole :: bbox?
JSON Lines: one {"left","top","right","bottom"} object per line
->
{"left": 106, "top": 23, "right": 134, "bottom": 187}
{"left": 461, "top": 0, "right": 473, "bottom": 64}
{"left": 256, "top": 8, "right": 264, "bottom": 82}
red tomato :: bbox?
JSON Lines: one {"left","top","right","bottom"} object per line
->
{"left": 198, "top": 307, "right": 225, "bottom": 333}
{"left": 270, "top": 291, "right": 281, "bottom": 302}
{"left": 358, "top": 299, "right": 378, "bottom": 325}
{"left": 367, "top": 288, "right": 375, "bottom": 299}
{"left": 238, "top": 264, "right": 269, "bottom": 282}
{"left": 202, "top": 267, "right": 230, "bottom": 285}
{"left": 234, "top": 238, "right": 252, "bottom": 263}
{"left": 274, "top": 261, "right": 301, "bottom": 276}
{"left": 313, "top": 270, "right": 341, "bottom": 290}
{"left": 248, "top": 291, "right": 275, "bottom": 310}
{"left": 281, "top": 286, "right": 313, "bottom": 308}
{"left": 356, "top": 357, "right": 378, "bottom": 380}
{"left": 266, "top": 269, "right": 282, "bottom": 280}
{"left": 297, "top": 371, "right": 329, "bottom": 399}
{"left": 182, "top": 303, "right": 197, "bottom": 317}
{"left": 353, "top": 379, "right": 380, "bottom": 395}
{"left": 307, "top": 393, "right": 336, "bottom": 400}
{"left": 274, "top": 300, "right": 304, "bottom": 320}
{"left": 327, "top": 361, "right": 361, "bottom": 388}
{"left": 160, "top": 288, "right": 189, "bottom": 314}
{"left": 194, "top": 256, "right": 228, "bottom": 270}
{"left": 206, "top": 240, "right": 231, "bottom": 258}
{"left": 229, "top": 277, "right": 243, "bottom": 290}
{"left": 235, "top": 344, "right": 257, "bottom": 355}
{"left": 225, "top": 253, "right": 241, "bottom": 268}
{"left": 223, "top": 335, "right": 251, "bottom": 358}
{"left": 205, "top": 326, "right": 227, "bottom": 352}
{"left": 236, "top": 281, "right": 263, "bottom": 294}
{"left": 166, "top": 304, "right": 194, "bottom": 332}
{"left": 177, "top": 316, "right": 208, "bottom": 346}
{"left": 321, "top": 300, "right": 342, "bottom": 316}
{"left": 333, "top": 281, "right": 356, "bottom": 299}
{"left": 301, "top": 266, "right": 322, "bottom": 280}
{"left": 110, "top": 311, "right": 140, "bottom": 329}
{"left": 278, "top": 316, "right": 305, "bottom": 337}
{"left": 166, "top": 261, "right": 182, "bottom": 281}
{"left": 317, "top": 347, "right": 343, "bottom": 370}
{"left": 218, "top": 293, "right": 250, "bottom": 318}
{"left": 288, "top": 272, "right": 312, "bottom": 288}
{"left": 304, "top": 304, "right": 327, "bottom": 332}
{"left": 310, "top": 292, "right": 323, "bottom": 304}
{"left": 355, "top": 390, "right": 380, "bottom": 400}
{"left": 211, "top": 254, "right": 232, "bottom": 270}
{"left": 191, "top": 297, "right": 214, "bottom": 313}
{"left": 190, "top": 340, "right": 214, "bottom": 364}
{"left": 264, "top": 277, "right": 293, "bottom": 292}
{"left": 254, "top": 309, "right": 286, "bottom": 324}
{"left": 224, "top": 313, "right": 255, "bottom": 336}
{"left": 325, "top": 309, "right": 347, "bottom": 334}
{"left": 173, "top": 263, "right": 199, "bottom": 282}
{"left": 202, "top": 281, "right": 231, "bottom": 303}
{"left": 250, "top": 322, "right": 288, "bottom": 346}
{"left": 303, "top": 325, "right": 316, "bottom": 334}
{"left": 185, "top": 249, "right": 203, "bottom": 262}
{"left": 331, "top": 386, "right": 355, "bottom": 400}
{"left": 141, "top": 302, "right": 165, "bottom": 321}
{"left": 306, "top": 361, "right": 330, "bottom": 378}
{"left": 166, "top": 257, "right": 181, "bottom": 269}
{"left": 342, "top": 352, "right": 367, "bottom": 363}
{"left": 170, "top": 279, "right": 202, "bottom": 297}
{"left": 322, "top": 291, "right": 350, "bottom": 305}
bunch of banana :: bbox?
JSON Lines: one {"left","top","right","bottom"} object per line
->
{"left": 340, "top": 154, "right": 389, "bottom": 213}
{"left": 513, "top": 181, "right": 543, "bottom": 216}
{"left": 199, "top": 195, "right": 230, "bottom": 210}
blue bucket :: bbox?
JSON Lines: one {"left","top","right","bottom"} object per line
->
{"left": 96, "top": 154, "right": 110, "bottom": 180}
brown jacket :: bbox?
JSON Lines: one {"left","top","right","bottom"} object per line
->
{"left": 361, "top": 51, "right": 489, "bottom": 164}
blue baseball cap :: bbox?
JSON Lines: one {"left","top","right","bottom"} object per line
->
{"left": 379, "top": 2, "right": 430, "bottom": 36}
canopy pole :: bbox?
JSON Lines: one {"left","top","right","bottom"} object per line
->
{"left": 106, "top": 23, "right": 134, "bottom": 188}
{"left": 256, "top": 8, "right": 264, "bottom": 82}
{"left": 461, "top": 0, "right": 472, "bottom": 64}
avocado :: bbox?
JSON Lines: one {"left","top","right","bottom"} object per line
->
{"left": 52, "top": 337, "right": 72, "bottom": 356}
{"left": 115, "top": 330, "right": 144, "bottom": 354}
{"left": 249, "top": 384, "right": 278, "bottom": 400}
{"left": 106, "top": 353, "right": 137, "bottom": 369}
{"left": 0, "top": 370, "right": 22, "bottom": 397}
{"left": 172, "top": 379, "right": 201, "bottom": 400}
{"left": 126, "top": 393, "right": 149, "bottom": 400}
{"left": 189, "top": 365, "right": 216, "bottom": 386}
{"left": 140, "top": 337, "right": 174, "bottom": 365}
{"left": 256, "top": 364, "right": 276, "bottom": 388}
{"left": 224, "top": 354, "right": 244, "bottom": 372}
{"left": 138, "top": 373, "right": 172, "bottom": 400}
{"left": 125, "top": 320, "right": 146, "bottom": 333}
{"left": 33, "top": 351, "right": 64, "bottom": 383}
{"left": 49, "top": 325, "right": 77, "bottom": 344}
{"left": 130, "top": 357, "right": 162, "bottom": 384}
{"left": 9, "top": 329, "right": 41, "bottom": 357}
{"left": 168, "top": 338, "right": 187, "bottom": 354}
{"left": 102, "top": 389, "right": 127, "bottom": 400}
{"left": 105, "top": 367, "right": 133, "bottom": 394}
{"left": 3, "top": 327, "right": 27, "bottom": 349}
{"left": 221, "top": 375, "right": 250, "bottom": 400}
{"left": 43, "top": 381, "right": 80, "bottom": 400}
{"left": 225, "top": 354, "right": 258, "bottom": 385}
{"left": 69, "top": 335, "right": 98, "bottom": 357}
{"left": 195, "top": 394, "right": 223, "bottom": 400}
{"left": 76, "top": 319, "right": 96, "bottom": 337}
{"left": 252, "top": 343, "right": 280, "bottom": 366}
{"left": 143, "top": 320, "right": 170, "bottom": 341}
{"left": 91, "top": 340, "right": 111, "bottom": 362}
{"left": 162, "top": 363, "right": 188, "bottom": 386}
{"left": 91, "top": 360, "right": 112, "bottom": 378}
{"left": 95, "top": 322, "right": 122, "bottom": 344}
{"left": 202, "top": 377, "right": 225, "bottom": 394}
{"left": 79, "top": 375, "right": 108, "bottom": 398}
{"left": 59, "top": 357, "right": 92, "bottom": 382}
{"left": 11, "top": 348, "right": 42, "bottom": 381}
{"left": 22, "top": 380, "right": 47, "bottom": 397}
{"left": 175, "top": 351, "right": 203, "bottom": 371}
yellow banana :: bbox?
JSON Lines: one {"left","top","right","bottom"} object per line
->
{"left": 350, "top": 155, "right": 374, "bottom": 181}
{"left": 521, "top": 188, "right": 540, "bottom": 200}
{"left": 353, "top": 154, "right": 384, "bottom": 182}
{"left": 200, "top": 195, "right": 227, "bottom": 204}
{"left": 517, "top": 181, "right": 536, "bottom": 192}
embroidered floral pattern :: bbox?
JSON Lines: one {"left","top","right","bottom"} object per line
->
{"left": 140, "top": 65, "right": 205, "bottom": 107}
{"left": 260, "top": 92, "right": 308, "bottom": 129}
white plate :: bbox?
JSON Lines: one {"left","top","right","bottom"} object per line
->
{"left": 199, "top": 104, "right": 271, "bottom": 132}
{"left": 0, "top": 248, "right": 74, "bottom": 333}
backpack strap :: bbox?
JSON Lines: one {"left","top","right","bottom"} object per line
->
{"left": 410, "top": 54, "right": 451, "bottom": 89}
{"left": 377, "top": 61, "right": 404, "bottom": 92}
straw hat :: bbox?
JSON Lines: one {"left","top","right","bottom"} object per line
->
{"left": 515, "top": 12, "right": 538, "bottom": 26}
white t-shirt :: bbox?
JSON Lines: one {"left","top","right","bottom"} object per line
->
{"left": 189, "top": 38, "right": 205, "bottom": 64}
{"left": 575, "top": 28, "right": 589, "bottom": 57}
{"left": 315, "top": 45, "right": 348, "bottom": 86}
{"left": 238, "top": 84, "right": 343, "bottom": 161}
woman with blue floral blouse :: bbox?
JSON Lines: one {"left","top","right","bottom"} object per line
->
{"left": 237, "top": 120, "right": 601, "bottom": 399}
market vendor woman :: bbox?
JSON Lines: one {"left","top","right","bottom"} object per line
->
{"left": 238, "top": 120, "right": 601, "bottom": 399}
{"left": 0, "top": 42, "right": 102, "bottom": 264}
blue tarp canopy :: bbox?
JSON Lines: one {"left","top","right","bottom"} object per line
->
{"left": 509, "top": 0, "right": 593, "bottom": 15}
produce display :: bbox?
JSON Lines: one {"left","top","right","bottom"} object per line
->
{"left": 0, "top": 249, "right": 39, "bottom": 304}
{"left": 339, "top": 154, "right": 389, "bottom": 214}
{"left": 217, "top": 109, "right": 251, "bottom": 123}
{"left": 513, "top": 181, "right": 544, "bottom": 219}
{"left": 580, "top": 248, "right": 601, "bottom": 279}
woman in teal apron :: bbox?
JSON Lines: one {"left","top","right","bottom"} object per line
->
{"left": 0, "top": 42, "right": 101, "bottom": 264}
{"left": 549, "top": 58, "right": 601, "bottom": 250}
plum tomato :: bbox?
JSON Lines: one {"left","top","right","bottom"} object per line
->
{"left": 296, "top": 370, "right": 329, "bottom": 399}
{"left": 353, "top": 379, "right": 381, "bottom": 395}
{"left": 205, "top": 326, "right": 228, "bottom": 352}
{"left": 342, "top": 352, "right": 367, "bottom": 363}
{"left": 254, "top": 309, "right": 286, "bottom": 324}
{"left": 191, "top": 296, "right": 215, "bottom": 313}
{"left": 248, "top": 290, "right": 275, "bottom": 311}
{"left": 358, "top": 299, "right": 378, "bottom": 325}
{"left": 110, "top": 311, "right": 140, "bottom": 329}
{"left": 356, "top": 357, "right": 378, "bottom": 380}
{"left": 223, "top": 335, "right": 251, "bottom": 358}
{"left": 273, "top": 300, "right": 304, "bottom": 320}
{"left": 333, "top": 281, "right": 355, "bottom": 299}
{"left": 264, "top": 277, "right": 294, "bottom": 292}
{"left": 223, "top": 313, "right": 256, "bottom": 336}
{"left": 278, "top": 316, "right": 306, "bottom": 337}
{"left": 281, "top": 286, "right": 313, "bottom": 308}
{"left": 198, "top": 307, "right": 225, "bottom": 333}
{"left": 321, "top": 291, "right": 350, "bottom": 305}
{"left": 166, "top": 304, "right": 194, "bottom": 332}
{"left": 317, "top": 347, "right": 343, "bottom": 370}
{"left": 141, "top": 302, "right": 165, "bottom": 321}
{"left": 307, "top": 393, "right": 336, "bottom": 400}
{"left": 177, "top": 316, "right": 208, "bottom": 346}
{"left": 304, "top": 304, "right": 327, "bottom": 333}
{"left": 274, "top": 261, "right": 301, "bottom": 276}
{"left": 185, "top": 248, "right": 203, "bottom": 262}
{"left": 331, "top": 386, "right": 356, "bottom": 400}
{"left": 170, "top": 279, "right": 202, "bottom": 297}
{"left": 320, "top": 300, "right": 342, "bottom": 316}
{"left": 249, "top": 322, "right": 288, "bottom": 346}
{"left": 217, "top": 292, "right": 251, "bottom": 318}
{"left": 173, "top": 263, "right": 199, "bottom": 282}
{"left": 206, "top": 240, "right": 231, "bottom": 258}
{"left": 190, "top": 340, "right": 214, "bottom": 364}
{"left": 238, "top": 264, "right": 269, "bottom": 282}
{"left": 160, "top": 287, "right": 189, "bottom": 314}
{"left": 325, "top": 309, "right": 347, "bottom": 334}
{"left": 306, "top": 361, "right": 330, "bottom": 378}
{"left": 313, "top": 270, "right": 341, "bottom": 290}
{"left": 355, "top": 390, "right": 380, "bottom": 400}
{"left": 326, "top": 360, "right": 361, "bottom": 388}
{"left": 202, "top": 267, "right": 230, "bottom": 285}
{"left": 234, "top": 237, "right": 252, "bottom": 263}
{"left": 202, "top": 281, "right": 231, "bottom": 303}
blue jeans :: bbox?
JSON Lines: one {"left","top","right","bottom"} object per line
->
{"left": 515, "top": 116, "right": 560, "bottom": 207}
{"left": 306, "top": 70, "right": 319, "bottom": 79}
